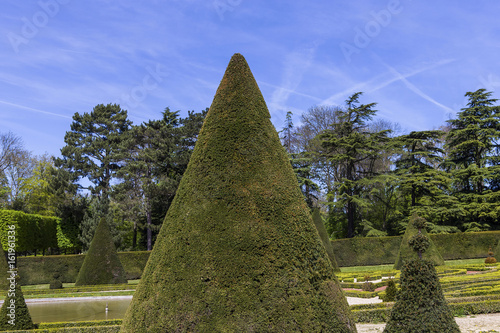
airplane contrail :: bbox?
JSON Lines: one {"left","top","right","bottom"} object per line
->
{"left": 0, "top": 100, "right": 72, "bottom": 119}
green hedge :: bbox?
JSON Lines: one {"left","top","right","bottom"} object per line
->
{"left": 352, "top": 299, "right": 500, "bottom": 323}
{"left": 1, "top": 326, "right": 120, "bottom": 332}
{"left": 39, "top": 320, "right": 122, "bottom": 329}
{"left": 23, "top": 284, "right": 135, "bottom": 296}
{"left": 331, "top": 231, "right": 500, "bottom": 266}
{"left": 0, "top": 210, "right": 58, "bottom": 253}
{"left": 17, "top": 251, "right": 150, "bottom": 285}
{"left": 0, "top": 210, "right": 81, "bottom": 254}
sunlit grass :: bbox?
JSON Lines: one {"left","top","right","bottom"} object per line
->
{"left": 340, "top": 264, "right": 394, "bottom": 273}
{"left": 340, "top": 258, "right": 490, "bottom": 273}
{"left": 444, "top": 258, "right": 486, "bottom": 266}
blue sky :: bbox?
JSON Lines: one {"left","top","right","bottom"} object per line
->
{"left": 1, "top": 0, "right": 499, "bottom": 157}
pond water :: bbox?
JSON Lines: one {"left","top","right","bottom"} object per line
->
{"left": 26, "top": 297, "right": 132, "bottom": 323}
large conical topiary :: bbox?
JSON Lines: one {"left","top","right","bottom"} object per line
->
{"left": 393, "top": 214, "right": 444, "bottom": 269}
{"left": 0, "top": 272, "right": 35, "bottom": 331}
{"left": 121, "top": 53, "right": 356, "bottom": 332}
{"left": 312, "top": 207, "right": 340, "bottom": 272}
{"left": 384, "top": 218, "right": 459, "bottom": 332}
{"left": 75, "top": 217, "right": 126, "bottom": 286}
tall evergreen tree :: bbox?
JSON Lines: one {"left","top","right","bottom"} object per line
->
{"left": 121, "top": 53, "right": 356, "bottom": 333}
{"left": 56, "top": 104, "right": 132, "bottom": 198}
{"left": 444, "top": 89, "right": 500, "bottom": 229}
{"left": 116, "top": 108, "right": 206, "bottom": 250}
{"left": 395, "top": 130, "right": 445, "bottom": 207}
{"left": 318, "top": 92, "right": 391, "bottom": 238}
{"left": 79, "top": 195, "right": 113, "bottom": 251}
{"left": 279, "top": 111, "right": 319, "bottom": 208}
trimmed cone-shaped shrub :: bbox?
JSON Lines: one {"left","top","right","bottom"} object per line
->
{"left": 121, "top": 53, "right": 356, "bottom": 332}
{"left": 0, "top": 245, "right": 10, "bottom": 290}
{"left": 383, "top": 278, "right": 397, "bottom": 302}
{"left": 393, "top": 214, "right": 444, "bottom": 269}
{"left": 312, "top": 207, "right": 340, "bottom": 272}
{"left": 0, "top": 273, "right": 35, "bottom": 331}
{"left": 485, "top": 247, "right": 497, "bottom": 264}
{"left": 75, "top": 218, "right": 126, "bottom": 286}
{"left": 383, "top": 259, "right": 459, "bottom": 332}
{"left": 495, "top": 240, "right": 500, "bottom": 263}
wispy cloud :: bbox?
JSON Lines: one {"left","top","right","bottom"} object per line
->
{"left": 372, "top": 55, "right": 455, "bottom": 114}
{"left": 269, "top": 45, "right": 318, "bottom": 114}
{"left": 320, "top": 55, "right": 456, "bottom": 113}
{"left": 0, "top": 100, "right": 71, "bottom": 119}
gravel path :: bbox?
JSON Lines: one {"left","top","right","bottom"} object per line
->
{"left": 347, "top": 297, "right": 500, "bottom": 332}
{"left": 356, "top": 313, "right": 500, "bottom": 332}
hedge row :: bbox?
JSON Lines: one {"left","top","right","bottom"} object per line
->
{"left": 0, "top": 210, "right": 80, "bottom": 254}
{"left": 17, "top": 251, "right": 150, "bottom": 285}
{"left": 39, "top": 320, "right": 122, "bottom": 329}
{"left": 23, "top": 284, "right": 135, "bottom": 296}
{"left": 0, "top": 320, "right": 122, "bottom": 332}
{"left": 0, "top": 210, "right": 57, "bottom": 254}
{"left": 0, "top": 326, "right": 120, "bottom": 333}
{"left": 352, "top": 299, "right": 500, "bottom": 323}
{"left": 331, "top": 231, "right": 500, "bottom": 267}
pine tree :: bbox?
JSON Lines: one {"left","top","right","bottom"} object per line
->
{"left": 75, "top": 217, "right": 127, "bottom": 286}
{"left": 121, "top": 53, "right": 356, "bottom": 332}
{"left": 444, "top": 89, "right": 500, "bottom": 230}
{"left": 318, "top": 92, "right": 391, "bottom": 238}
{"left": 56, "top": 103, "right": 132, "bottom": 198}
{"left": 394, "top": 130, "right": 445, "bottom": 207}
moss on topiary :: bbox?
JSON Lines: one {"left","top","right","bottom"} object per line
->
{"left": 312, "top": 207, "right": 340, "bottom": 272}
{"left": 74, "top": 218, "right": 126, "bottom": 286}
{"left": 0, "top": 272, "right": 35, "bottom": 331}
{"left": 393, "top": 214, "right": 444, "bottom": 269}
{"left": 120, "top": 53, "right": 357, "bottom": 332}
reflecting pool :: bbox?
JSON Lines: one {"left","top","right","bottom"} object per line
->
{"left": 26, "top": 296, "right": 132, "bottom": 323}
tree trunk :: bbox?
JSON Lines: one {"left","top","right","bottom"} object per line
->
{"left": 132, "top": 220, "right": 137, "bottom": 250}
{"left": 147, "top": 210, "right": 152, "bottom": 251}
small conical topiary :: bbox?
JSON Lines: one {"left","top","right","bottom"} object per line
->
{"left": 75, "top": 217, "right": 126, "bottom": 286}
{"left": 0, "top": 245, "right": 10, "bottom": 290}
{"left": 384, "top": 219, "right": 459, "bottom": 332}
{"left": 393, "top": 214, "right": 444, "bottom": 269}
{"left": 312, "top": 207, "right": 340, "bottom": 272}
{"left": 0, "top": 271, "right": 35, "bottom": 331}
{"left": 485, "top": 247, "right": 497, "bottom": 264}
{"left": 121, "top": 53, "right": 357, "bottom": 332}
{"left": 383, "top": 278, "right": 397, "bottom": 302}
{"left": 494, "top": 240, "right": 500, "bottom": 263}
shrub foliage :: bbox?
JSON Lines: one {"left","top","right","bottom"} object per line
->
{"left": 0, "top": 273, "right": 35, "bottom": 331}
{"left": 75, "top": 218, "right": 126, "bottom": 286}
{"left": 384, "top": 259, "right": 459, "bottom": 332}
{"left": 394, "top": 214, "right": 444, "bottom": 269}
{"left": 312, "top": 207, "right": 340, "bottom": 272}
{"left": 121, "top": 53, "right": 356, "bottom": 332}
